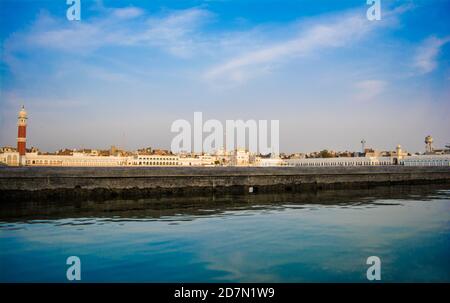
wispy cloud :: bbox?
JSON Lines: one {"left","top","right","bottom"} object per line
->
{"left": 3, "top": 4, "right": 411, "bottom": 86}
{"left": 2, "top": 7, "right": 212, "bottom": 62}
{"left": 354, "top": 80, "right": 386, "bottom": 102}
{"left": 413, "top": 36, "right": 450, "bottom": 74}
{"left": 203, "top": 9, "right": 402, "bottom": 85}
{"left": 111, "top": 6, "right": 144, "bottom": 19}
{"left": 124, "top": 8, "right": 213, "bottom": 57}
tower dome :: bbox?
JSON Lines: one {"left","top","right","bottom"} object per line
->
{"left": 18, "top": 105, "right": 27, "bottom": 119}
{"left": 425, "top": 135, "right": 433, "bottom": 153}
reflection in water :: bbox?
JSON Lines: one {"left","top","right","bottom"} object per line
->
{"left": 0, "top": 184, "right": 449, "bottom": 282}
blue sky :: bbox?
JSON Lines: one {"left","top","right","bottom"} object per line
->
{"left": 0, "top": 0, "right": 449, "bottom": 153}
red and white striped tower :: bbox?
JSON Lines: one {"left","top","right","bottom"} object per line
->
{"left": 17, "top": 105, "right": 27, "bottom": 157}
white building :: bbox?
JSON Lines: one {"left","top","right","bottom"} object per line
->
{"left": 199, "top": 154, "right": 216, "bottom": 166}
{"left": 212, "top": 148, "right": 232, "bottom": 166}
{"left": 127, "top": 155, "right": 179, "bottom": 166}
{"left": 179, "top": 157, "right": 202, "bottom": 166}
{"left": 231, "top": 148, "right": 251, "bottom": 166}
{"left": 400, "top": 155, "right": 450, "bottom": 166}
{"left": 0, "top": 151, "right": 20, "bottom": 166}
{"left": 255, "top": 157, "right": 286, "bottom": 167}
{"left": 24, "top": 153, "right": 128, "bottom": 167}
{"left": 0, "top": 152, "right": 180, "bottom": 167}
{"left": 285, "top": 145, "right": 404, "bottom": 167}
{"left": 178, "top": 154, "right": 215, "bottom": 166}
{"left": 285, "top": 156, "right": 394, "bottom": 167}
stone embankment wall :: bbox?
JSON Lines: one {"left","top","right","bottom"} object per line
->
{"left": 1, "top": 166, "right": 449, "bottom": 201}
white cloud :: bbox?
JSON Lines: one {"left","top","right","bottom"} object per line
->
{"left": 413, "top": 36, "right": 450, "bottom": 74}
{"left": 125, "top": 8, "right": 213, "bottom": 57}
{"left": 354, "top": 80, "right": 386, "bottom": 102}
{"left": 2, "top": 7, "right": 212, "bottom": 61}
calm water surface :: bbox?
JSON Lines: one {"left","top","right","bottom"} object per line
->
{"left": 1, "top": 186, "right": 449, "bottom": 282}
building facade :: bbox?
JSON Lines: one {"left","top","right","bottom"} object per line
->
{"left": 24, "top": 153, "right": 128, "bottom": 167}
{"left": 0, "top": 152, "right": 20, "bottom": 166}
{"left": 400, "top": 155, "right": 450, "bottom": 167}
{"left": 128, "top": 155, "right": 179, "bottom": 166}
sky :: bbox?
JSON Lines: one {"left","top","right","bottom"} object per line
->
{"left": 0, "top": 0, "right": 449, "bottom": 153}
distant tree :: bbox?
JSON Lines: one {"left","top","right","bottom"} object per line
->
{"left": 319, "top": 149, "right": 334, "bottom": 158}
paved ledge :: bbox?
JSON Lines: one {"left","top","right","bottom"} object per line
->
{"left": 1, "top": 166, "right": 450, "bottom": 177}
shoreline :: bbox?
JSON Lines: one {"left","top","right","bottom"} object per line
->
{"left": 1, "top": 166, "right": 450, "bottom": 202}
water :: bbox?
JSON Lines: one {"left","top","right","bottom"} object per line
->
{"left": 1, "top": 185, "right": 449, "bottom": 282}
